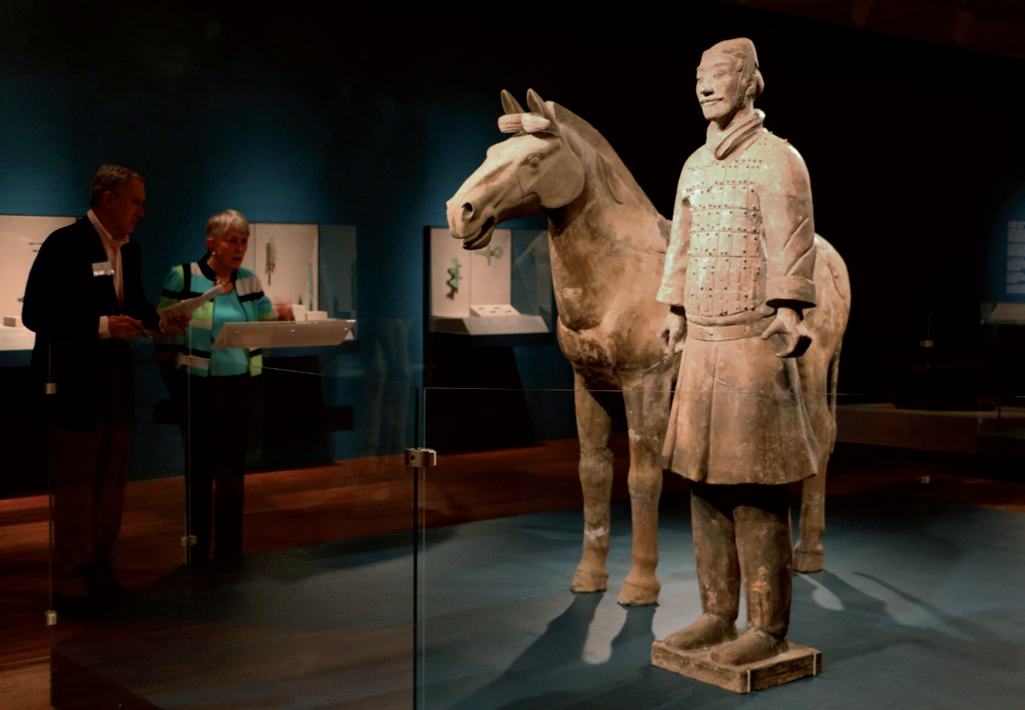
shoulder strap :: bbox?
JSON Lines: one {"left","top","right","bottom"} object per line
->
{"left": 181, "top": 263, "right": 192, "bottom": 294}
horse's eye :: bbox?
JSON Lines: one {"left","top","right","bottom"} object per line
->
{"left": 524, "top": 154, "right": 542, "bottom": 168}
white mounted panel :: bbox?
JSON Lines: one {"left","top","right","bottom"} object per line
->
{"left": 250, "top": 223, "right": 319, "bottom": 310}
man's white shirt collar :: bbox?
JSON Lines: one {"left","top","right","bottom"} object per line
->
{"left": 87, "top": 209, "right": 129, "bottom": 254}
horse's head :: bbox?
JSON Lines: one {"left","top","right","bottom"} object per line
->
{"left": 446, "top": 89, "right": 586, "bottom": 250}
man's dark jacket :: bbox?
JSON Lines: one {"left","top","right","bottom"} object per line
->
{"left": 22, "top": 217, "right": 158, "bottom": 429}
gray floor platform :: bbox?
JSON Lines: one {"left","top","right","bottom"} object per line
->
{"left": 56, "top": 491, "right": 1025, "bottom": 709}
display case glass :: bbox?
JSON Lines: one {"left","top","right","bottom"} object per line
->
{"left": 43, "top": 329, "right": 417, "bottom": 709}
{"left": 0, "top": 215, "right": 75, "bottom": 350}
{"left": 243, "top": 222, "right": 358, "bottom": 328}
{"left": 416, "top": 386, "right": 1025, "bottom": 707}
{"left": 427, "top": 227, "right": 552, "bottom": 336}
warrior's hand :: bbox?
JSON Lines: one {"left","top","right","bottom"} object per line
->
{"left": 762, "top": 306, "right": 811, "bottom": 358}
{"left": 661, "top": 310, "right": 686, "bottom": 355}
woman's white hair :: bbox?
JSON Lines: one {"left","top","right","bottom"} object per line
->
{"left": 206, "top": 209, "right": 250, "bottom": 243}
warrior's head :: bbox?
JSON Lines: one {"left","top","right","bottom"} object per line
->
{"left": 696, "top": 38, "right": 764, "bottom": 128}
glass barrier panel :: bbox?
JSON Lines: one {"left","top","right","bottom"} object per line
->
{"left": 44, "top": 320, "right": 416, "bottom": 709}
{"left": 419, "top": 386, "right": 1025, "bottom": 708}
{"left": 0, "top": 343, "right": 50, "bottom": 709}
{"left": 38, "top": 334, "right": 188, "bottom": 707}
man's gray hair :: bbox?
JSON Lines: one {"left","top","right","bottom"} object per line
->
{"left": 89, "top": 165, "right": 144, "bottom": 207}
{"left": 206, "top": 209, "right": 250, "bottom": 243}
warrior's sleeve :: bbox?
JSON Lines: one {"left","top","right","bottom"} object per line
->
{"left": 758, "top": 143, "right": 817, "bottom": 310}
{"left": 657, "top": 161, "right": 694, "bottom": 307}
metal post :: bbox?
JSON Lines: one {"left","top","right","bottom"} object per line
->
{"left": 406, "top": 446, "right": 435, "bottom": 710}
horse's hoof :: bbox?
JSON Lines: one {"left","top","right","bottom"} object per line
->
{"left": 570, "top": 568, "right": 608, "bottom": 593}
{"left": 617, "top": 580, "right": 659, "bottom": 606}
{"left": 794, "top": 542, "right": 824, "bottom": 573}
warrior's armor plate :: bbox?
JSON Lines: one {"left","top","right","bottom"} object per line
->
{"left": 681, "top": 132, "right": 786, "bottom": 319}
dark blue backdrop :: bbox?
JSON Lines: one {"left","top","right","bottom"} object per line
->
{"left": 3, "top": 2, "right": 1025, "bottom": 484}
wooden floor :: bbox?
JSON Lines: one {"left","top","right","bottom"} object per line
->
{"left": 2, "top": 437, "right": 1023, "bottom": 709}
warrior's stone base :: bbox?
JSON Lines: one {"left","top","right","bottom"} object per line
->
{"left": 651, "top": 639, "right": 821, "bottom": 693}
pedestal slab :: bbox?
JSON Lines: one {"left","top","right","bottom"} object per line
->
{"left": 651, "top": 639, "right": 821, "bottom": 693}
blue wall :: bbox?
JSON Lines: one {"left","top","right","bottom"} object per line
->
{"left": 6, "top": 1, "right": 1025, "bottom": 485}
{"left": 0, "top": 8, "right": 568, "bottom": 478}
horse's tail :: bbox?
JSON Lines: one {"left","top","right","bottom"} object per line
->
{"left": 813, "top": 234, "right": 852, "bottom": 317}
{"left": 827, "top": 342, "right": 842, "bottom": 453}
{"left": 811, "top": 233, "right": 851, "bottom": 454}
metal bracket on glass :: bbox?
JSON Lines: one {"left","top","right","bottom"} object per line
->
{"left": 46, "top": 610, "right": 57, "bottom": 626}
{"left": 405, "top": 448, "right": 437, "bottom": 468}
{"left": 181, "top": 535, "right": 197, "bottom": 547}
{"left": 45, "top": 382, "right": 57, "bottom": 395}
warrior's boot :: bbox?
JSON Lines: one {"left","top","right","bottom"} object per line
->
{"left": 711, "top": 486, "right": 792, "bottom": 666}
{"left": 665, "top": 612, "right": 738, "bottom": 650}
{"left": 665, "top": 484, "right": 741, "bottom": 651}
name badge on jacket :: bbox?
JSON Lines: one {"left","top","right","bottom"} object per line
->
{"left": 92, "top": 261, "right": 114, "bottom": 277}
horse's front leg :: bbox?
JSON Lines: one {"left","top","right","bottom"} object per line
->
{"left": 571, "top": 372, "right": 614, "bottom": 594}
{"left": 619, "top": 372, "right": 672, "bottom": 605}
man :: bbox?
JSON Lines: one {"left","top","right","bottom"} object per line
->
{"left": 23, "top": 165, "right": 186, "bottom": 610}
{"left": 659, "top": 38, "right": 818, "bottom": 666}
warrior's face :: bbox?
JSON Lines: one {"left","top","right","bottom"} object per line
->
{"left": 695, "top": 53, "right": 749, "bottom": 124}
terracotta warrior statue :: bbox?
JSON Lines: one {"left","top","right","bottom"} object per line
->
{"left": 660, "top": 38, "right": 819, "bottom": 666}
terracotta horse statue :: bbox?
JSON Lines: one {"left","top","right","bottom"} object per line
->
{"left": 446, "top": 90, "right": 849, "bottom": 606}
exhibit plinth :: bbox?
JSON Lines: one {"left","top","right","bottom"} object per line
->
{"left": 651, "top": 640, "right": 821, "bottom": 693}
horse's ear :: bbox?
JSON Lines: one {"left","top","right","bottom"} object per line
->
{"left": 526, "top": 89, "right": 558, "bottom": 130}
{"left": 501, "top": 90, "right": 525, "bottom": 115}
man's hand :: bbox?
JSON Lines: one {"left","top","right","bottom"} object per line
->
{"left": 108, "top": 315, "right": 145, "bottom": 340}
{"left": 160, "top": 314, "right": 191, "bottom": 335}
{"left": 273, "top": 302, "right": 295, "bottom": 321}
{"left": 761, "top": 306, "right": 811, "bottom": 358}
{"left": 661, "top": 310, "right": 686, "bottom": 355}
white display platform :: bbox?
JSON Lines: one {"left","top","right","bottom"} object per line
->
{"left": 429, "top": 314, "right": 549, "bottom": 336}
{"left": 0, "top": 326, "right": 35, "bottom": 351}
{"left": 983, "top": 301, "right": 1025, "bottom": 324}
{"left": 212, "top": 319, "right": 355, "bottom": 349}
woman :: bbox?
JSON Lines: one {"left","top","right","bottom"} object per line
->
{"left": 159, "top": 209, "right": 275, "bottom": 563}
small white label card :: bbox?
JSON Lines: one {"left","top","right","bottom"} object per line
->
{"left": 92, "top": 261, "right": 114, "bottom": 277}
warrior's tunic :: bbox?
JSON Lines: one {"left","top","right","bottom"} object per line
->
{"left": 659, "top": 110, "right": 821, "bottom": 485}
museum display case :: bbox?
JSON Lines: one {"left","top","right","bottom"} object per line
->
{"left": 3, "top": 334, "right": 1022, "bottom": 707}
{"left": 0, "top": 215, "right": 76, "bottom": 352}
{"left": 4, "top": 1, "right": 1025, "bottom": 706}
{"left": 426, "top": 227, "right": 552, "bottom": 337}
{"left": 1, "top": 197, "right": 1017, "bottom": 705}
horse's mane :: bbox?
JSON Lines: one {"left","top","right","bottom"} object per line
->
{"left": 549, "top": 101, "right": 655, "bottom": 212}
